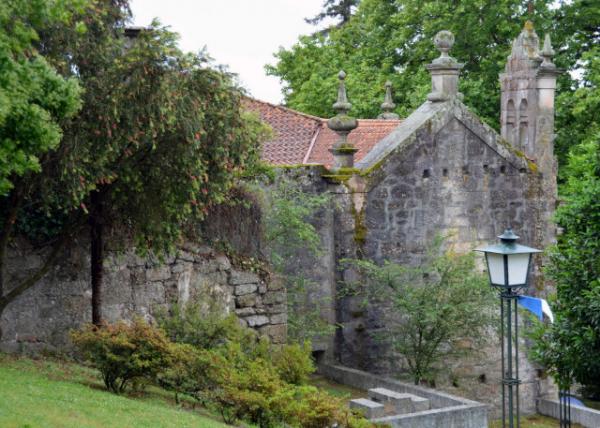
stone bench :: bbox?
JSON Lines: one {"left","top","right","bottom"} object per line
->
{"left": 368, "top": 387, "right": 431, "bottom": 413}
{"left": 349, "top": 398, "right": 385, "bottom": 419}
{"left": 368, "top": 388, "right": 413, "bottom": 414}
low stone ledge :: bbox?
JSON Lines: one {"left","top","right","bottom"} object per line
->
{"left": 318, "top": 364, "right": 488, "bottom": 428}
{"left": 538, "top": 398, "right": 600, "bottom": 428}
{"left": 372, "top": 404, "right": 488, "bottom": 428}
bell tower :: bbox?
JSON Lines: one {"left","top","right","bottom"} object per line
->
{"left": 499, "top": 21, "right": 559, "bottom": 174}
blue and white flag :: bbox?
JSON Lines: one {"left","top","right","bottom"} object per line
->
{"left": 517, "top": 296, "right": 554, "bottom": 323}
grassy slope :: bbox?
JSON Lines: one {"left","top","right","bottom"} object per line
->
{"left": 0, "top": 354, "right": 229, "bottom": 428}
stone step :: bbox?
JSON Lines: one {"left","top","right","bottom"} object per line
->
{"left": 411, "top": 395, "right": 431, "bottom": 412}
{"left": 368, "top": 388, "right": 413, "bottom": 414}
{"left": 368, "top": 387, "right": 431, "bottom": 413}
{"left": 348, "top": 398, "right": 385, "bottom": 419}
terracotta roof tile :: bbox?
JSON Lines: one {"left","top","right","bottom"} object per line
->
{"left": 243, "top": 98, "right": 401, "bottom": 168}
{"left": 307, "top": 119, "right": 402, "bottom": 168}
{"left": 243, "top": 98, "right": 321, "bottom": 165}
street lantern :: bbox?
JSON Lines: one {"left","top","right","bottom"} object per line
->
{"left": 476, "top": 228, "right": 541, "bottom": 428}
{"left": 479, "top": 228, "right": 541, "bottom": 289}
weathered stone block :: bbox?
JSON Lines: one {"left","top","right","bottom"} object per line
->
{"left": 235, "top": 283, "right": 257, "bottom": 296}
{"left": 215, "top": 254, "right": 231, "bottom": 270}
{"left": 146, "top": 266, "right": 171, "bottom": 282}
{"left": 245, "top": 315, "right": 269, "bottom": 327}
{"left": 235, "top": 307, "right": 256, "bottom": 316}
{"left": 236, "top": 294, "right": 257, "bottom": 308}
{"left": 230, "top": 270, "right": 260, "bottom": 285}
{"left": 259, "top": 324, "right": 287, "bottom": 344}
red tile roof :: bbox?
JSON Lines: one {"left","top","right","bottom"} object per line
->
{"left": 307, "top": 119, "right": 401, "bottom": 168}
{"left": 243, "top": 98, "right": 401, "bottom": 168}
{"left": 242, "top": 98, "right": 321, "bottom": 165}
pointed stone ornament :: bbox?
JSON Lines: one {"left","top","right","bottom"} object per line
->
{"left": 540, "top": 34, "right": 556, "bottom": 69}
{"left": 378, "top": 81, "right": 399, "bottom": 119}
{"left": 327, "top": 70, "right": 358, "bottom": 171}
{"left": 426, "top": 31, "right": 464, "bottom": 102}
{"left": 332, "top": 70, "right": 352, "bottom": 114}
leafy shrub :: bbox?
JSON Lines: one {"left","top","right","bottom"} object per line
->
{"left": 274, "top": 385, "right": 377, "bottom": 428}
{"left": 72, "top": 308, "right": 375, "bottom": 427}
{"left": 211, "top": 351, "right": 284, "bottom": 426}
{"left": 155, "top": 342, "right": 226, "bottom": 404}
{"left": 156, "top": 300, "right": 257, "bottom": 350}
{"left": 71, "top": 318, "right": 172, "bottom": 393}
{"left": 272, "top": 341, "right": 315, "bottom": 385}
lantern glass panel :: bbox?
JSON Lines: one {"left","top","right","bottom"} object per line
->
{"left": 486, "top": 253, "right": 506, "bottom": 285}
{"left": 508, "top": 253, "right": 530, "bottom": 285}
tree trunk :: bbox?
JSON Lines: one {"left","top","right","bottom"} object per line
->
{"left": 90, "top": 190, "right": 104, "bottom": 326}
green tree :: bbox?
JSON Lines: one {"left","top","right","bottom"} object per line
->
{"left": 0, "top": 0, "right": 82, "bottom": 196}
{"left": 0, "top": 0, "right": 83, "bottom": 334}
{"left": 531, "top": 138, "right": 600, "bottom": 394}
{"left": 348, "top": 238, "right": 495, "bottom": 385}
{"left": 305, "top": 0, "right": 360, "bottom": 26}
{"left": 268, "top": 0, "right": 555, "bottom": 127}
{"left": 0, "top": 0, "right": 266, "bottom": 329}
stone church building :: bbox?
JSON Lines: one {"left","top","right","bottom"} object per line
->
{"left": 246, "top": 23, "right": 559, "bottom": 413}
{"left": 1, "top": 22, "right": 559, "bottom": 416}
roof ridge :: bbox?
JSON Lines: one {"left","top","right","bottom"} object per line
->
{"left": 243, "top": 96, "right": 325, "bottom": 123}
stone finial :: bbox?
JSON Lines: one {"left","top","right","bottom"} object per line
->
{"left": 327, "top": 70, "right": 358, "bottom": 171}
{"left": 540, "top": 34, "right": 556, "bottom": 69}
{"left": 432, "top": 31, "right": 456, "bottom": 65}
{"left": 378, "top": 81, "right": 399, "bottom": 120}
{"left": 332, "top": 70, "right": 352, "bottom": 115}
{"left": 426, "top": 31, "right": 464, "bottom": 102}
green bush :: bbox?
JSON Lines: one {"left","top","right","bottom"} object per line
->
{"left": 72, "top": 311, "right": 375, "bottom": 427}
{"left": 156, "top": 300, "right": 257, "bottom": 350}
{"left": 70, "top": 318, "right": 172, "bottom": 393}
{"left": 210, "top": 350, "right": 283, "bottom": 426}
{"left": 272, "top": 341, "right": 315, "bottom": 385}
{"left": 155, "top": 342, "right": 226, "bottom": 404}
{"left": 274, "top": 385, "right": 376, "bottom": 428}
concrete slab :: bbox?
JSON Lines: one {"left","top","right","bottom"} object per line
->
{"left": 349, "top": 398, "right": 386, "bottom": 419}
{"left": 368, "top": 388, "right": 413, "bottom": 414}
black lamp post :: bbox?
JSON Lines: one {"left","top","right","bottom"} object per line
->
{"left": 476, "top": 228, "right": 541, "bottom": 428}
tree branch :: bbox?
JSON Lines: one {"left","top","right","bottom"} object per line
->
{"left": 0, "top": 216, "right": 84, "bottom": 315}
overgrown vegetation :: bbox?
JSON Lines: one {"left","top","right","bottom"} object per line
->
{"left": 530, "top": 139, "right": 600, "bottom": 396}
{"left": 345, "top": 237, "right": 495, "bottom": 385}
{"left": 259, "top": 179, "right": 336, "bottom": 344}
{"left": 0, "top": 0, "right": 268, "bottom": 333}
{"left": 71, "top": 298, "right": 378, "bottom": 428}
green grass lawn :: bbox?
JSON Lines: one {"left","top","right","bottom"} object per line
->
{"left": 489, "top": 414, "right": 582, "bottom": 428}
{"left": 0, "top": 353, "right": 229, "bottom": 428}
{"left": 308, "top": 374, "right": 365, "bottom": 399}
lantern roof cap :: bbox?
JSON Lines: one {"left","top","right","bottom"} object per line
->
{"left": 475, "top": 242, "right": 542, "bottom": 255}
{"left": 475, "top": 228, "right": 542, "bottom": 255}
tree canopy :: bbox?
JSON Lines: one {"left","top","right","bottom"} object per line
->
{"left": 0, "top": 0, "right": 82, "bottom": 196}
{"left": 0, "top": 0, "right": 268, "bottom": 326}
{"left": 268, "top": 0, "right": 558, "bottom": 128}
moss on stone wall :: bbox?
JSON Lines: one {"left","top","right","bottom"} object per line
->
{"left": 352, "top": 205, "right": 367, "bottom": 247}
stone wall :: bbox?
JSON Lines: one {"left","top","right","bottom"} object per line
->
{"left": 0, "top": 235, "right": 286, "bottom": 354}
{"left": 332, "top": 109, "right": 554, "bottom": 416}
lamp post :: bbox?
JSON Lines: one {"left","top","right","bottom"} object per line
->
{"left": 476, "top": 228, "right": 541, "bottom": 428}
